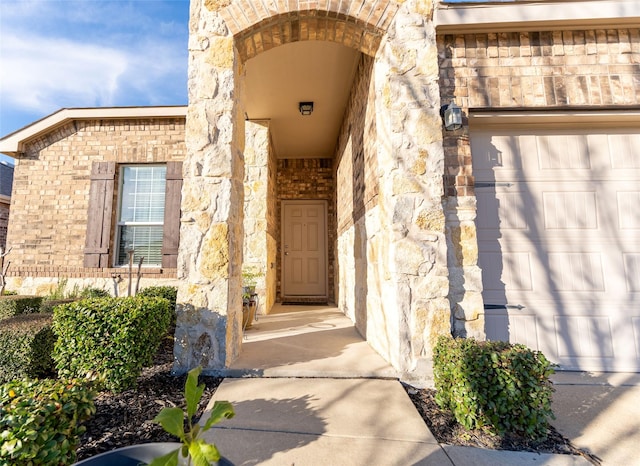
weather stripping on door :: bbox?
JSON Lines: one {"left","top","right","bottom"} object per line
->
{"left": 475, "top": 182, "right": 514, "bottom": 188}
{"left": 484, "top": 304, "right": 526, "bottom": 310}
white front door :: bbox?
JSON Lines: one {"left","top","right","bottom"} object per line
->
{"left": 473, "top": 124, "right": 640, "bottom": 372}
{"left": 282, "top": 200, "right": 328, "bottom": 299}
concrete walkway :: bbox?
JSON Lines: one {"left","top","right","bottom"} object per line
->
{"left": 200, "top": 305, "right": 635, "bottom": 465}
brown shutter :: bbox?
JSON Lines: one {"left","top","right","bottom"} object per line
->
{"left": 162, "top": 161, "right": 182, "bottom": 268}
{"left": 84, "top": 161, "right": 116, "bottom": 268}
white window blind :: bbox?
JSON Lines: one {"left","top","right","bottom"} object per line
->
{"left": 116, "top": 165, "right": 166, "bottom": 266}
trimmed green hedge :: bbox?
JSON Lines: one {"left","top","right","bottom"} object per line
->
{"left": 137, "top": 286, "right": 177, "bottom": 309}
{"left": 0, "top": 295, "right": 44, "bottom": 321}
{"left": 52, "top": 296, "right": 172, "bottom": 392}
{"left": 0, "top": 313, "right": 56, "bottom": 384}
{"left": 0, "top": 378, "right": 95, "bottom": 465}
{"left": 433, "top": 336, "right": 555, "bottom": 439}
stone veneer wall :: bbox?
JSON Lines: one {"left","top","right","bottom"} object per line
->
{"left": 5, "top": 118, "right": 185, "bottom": 296}
{"left": 276, "top": 158, "right": 335, "bottom": 302}
{"left": 243, "top": 120, "right": 274, "bottom": 315}
{"left": 333, "top": 0, "right": 452, "bottom": 381}
{"left": 438, "top": 28, "right": 640, "bottom": 337}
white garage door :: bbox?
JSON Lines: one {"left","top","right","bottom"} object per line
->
{"left": 472, "top": 123, "right": 640, "bottom": 372}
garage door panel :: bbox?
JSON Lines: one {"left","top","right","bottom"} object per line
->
{"left": 624, "top": 254, "right": 640, "bottom": 292}
{"left": 473, "top": 126, "right": 640, "bottom": 372}
{"left": 554, "top": 316, "right": 614, "bottom": 358}
{"left": 548, "top": 252, "right": 605, "bottom": 292}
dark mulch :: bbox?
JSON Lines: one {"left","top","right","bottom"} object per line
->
{"left": 76, "top": 334, "right": 599, "bottom": 464}
{"left": 76, "top": 335, "right": 223, "bottom": 461}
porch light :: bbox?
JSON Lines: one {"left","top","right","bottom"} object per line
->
{"left": 299, "top": 102, "right": 314, "bottom": 116}
{"left": 442, "top": 100, "right": 463, "bottom": 131}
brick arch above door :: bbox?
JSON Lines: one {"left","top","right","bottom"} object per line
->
{"left": 218, "top": 1, "right": 400, "bottom": 62}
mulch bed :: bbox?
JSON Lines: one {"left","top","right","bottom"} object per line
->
{"left": 76, "top": 334, "right": 600, "bottom": 464}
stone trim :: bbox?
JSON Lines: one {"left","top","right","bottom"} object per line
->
{"left": 7, "top": 266, "right": 177, "bottom": 279}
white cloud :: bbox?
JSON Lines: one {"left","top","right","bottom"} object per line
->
{"left": 0, "top": 0, "right": 189, "bottom": 135}
{"left": 1, "top": 33, "right": 129, "bottom": 111}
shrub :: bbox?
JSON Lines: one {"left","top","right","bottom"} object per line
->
{"left": 137, "top": 286, "right": 177, "bottom": 325}
{"left": 39, "top": 298, "right": 77, "bottom": 314}
{"left": 79, "top": 287, "right": 110, "bottom": 299}
{"left": 433, "top": 336, "right": 555, "bottom": 439}
{"left": 0, "top": 378, "right": 95, "bottom": 465}
{"left": 137, "top": 286, "right": 177, "bottom": 309}
{"left": 0, "top": 314, "right": 56, "bottom": 384}
{"left": 52, "top": 296, "right": 172, "bottom": 392}
{"left": 0, "top": 295, "right": 44, "bottom": 321}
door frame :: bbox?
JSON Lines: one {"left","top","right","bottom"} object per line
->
{"left": 280, "top": 199, "right": 329, "bottom": 300}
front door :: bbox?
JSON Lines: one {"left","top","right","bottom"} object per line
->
{"left": 282, "top": 200, "right": 327, "bottom": 299}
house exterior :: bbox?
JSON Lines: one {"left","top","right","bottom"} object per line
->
{"left": 1, "top": 0, "right": 638, "bottom": 382}
{"left": 0, "top": 162, "right": 13, "bottom": 250}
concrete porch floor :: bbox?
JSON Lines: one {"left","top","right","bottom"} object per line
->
{"left": 223, "top": 303, "right": 399, "bottom": 379}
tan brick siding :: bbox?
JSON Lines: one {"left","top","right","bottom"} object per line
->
{"left": 276, "top": 158, "right": 335, "bottom": 301}
{"left": 438, "top": 28, "right": 640, "bottom": 196}
{"left": 335, "top": 54, "right": 378, "bottom": 234}
{"left": 7, "top": 118, "right": 186, "bottom": 279}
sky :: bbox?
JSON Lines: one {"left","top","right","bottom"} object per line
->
{"left": 0, "top": 0, "right": 190, "bottom": 142}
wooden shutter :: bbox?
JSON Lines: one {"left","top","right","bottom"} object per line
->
{"left": 162, "top": 161, "right": 182, "bottom": 268}
{"left": 84, "top": 161, "right": 116, "bottom": 268}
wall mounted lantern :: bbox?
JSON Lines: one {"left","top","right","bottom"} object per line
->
{"left": 441, "top": 101, "right": 462, "bottom": 131}
{"left": 299, "top": 102, "right": 314, "bottom": 116}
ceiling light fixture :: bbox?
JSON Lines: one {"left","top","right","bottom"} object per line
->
{"left": 299, "top": 102, "right": 314, "bottom": 116}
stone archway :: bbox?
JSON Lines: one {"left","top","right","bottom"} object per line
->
{"left": 174, "top": 0, "right": 452, "bottom": 384}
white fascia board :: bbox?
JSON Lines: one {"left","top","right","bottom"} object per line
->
{"left": 436, "top": 0, "right": 640, "bottom": 33}
{"left": 469, "top": 109, "right": 640, "bottom": 129}
{"left": 0, "top": 106, "right": 187, "bottom": 156}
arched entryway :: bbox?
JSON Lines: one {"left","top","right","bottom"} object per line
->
{"left": 174, "top": 0, "right": 453, "bottom": 385}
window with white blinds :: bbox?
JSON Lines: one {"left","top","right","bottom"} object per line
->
{"left": 116, "top": 165, "right": 166, "bottom": 266}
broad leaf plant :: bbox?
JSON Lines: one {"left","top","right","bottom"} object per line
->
{"left": 150, "top": 366, "right": 234, "bottom": 466}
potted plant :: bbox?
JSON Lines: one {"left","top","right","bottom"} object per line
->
{"left": 73, "top": 367, "right": 234, "bottom": 466}
{"left": 241, "top": 267, "right": 262, "bottom": 329}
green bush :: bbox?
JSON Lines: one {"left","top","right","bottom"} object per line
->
{"left": 52, "top": 296, "right": 172, "bottom": 392}
{"left": 433, "top": 336, "right": 555, "bottom": 439}
{"left": 0, "top": 314, "right": 56, "bottom": 384}
{"left": 0, "top": 378, "right": 95, "bottom": 465}
{"left": 0, "top": 295, "right": 44, "bottom": 321}
{"left": 137, "top": 286, "right": 177, "bottom": 309}
{"left": 39, "top": 298, "right": 77, "bottom": 314}
{"left": 137, "top": 286, "right": 177, "bottom": 325}
{"left": 79, "top": 287, "right": 111, "bottom": 299}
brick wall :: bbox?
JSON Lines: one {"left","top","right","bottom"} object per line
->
{"left": 7, "top": 118, "right": 186, "bottom": 279}
{"left": 276, "top": 158, "right": 335, "bottom": 301}
{"left": 438, "top": 28, "right": 640, "bottom": 196}
{"left": 335, "top": 54, "right": 378, "bottom": 234}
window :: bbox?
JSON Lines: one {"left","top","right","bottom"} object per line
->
{"left": 84, "top": 161, "right": 181, "bottom": 269}
{"left": 116, "top": 165, "right": 167, "bottom": 266}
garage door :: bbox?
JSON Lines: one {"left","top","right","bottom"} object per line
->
{"left": 472, "top": 123, "right": 640, "bottom": 372}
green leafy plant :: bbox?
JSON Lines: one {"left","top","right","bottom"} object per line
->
{"left": 150, "top": 366, "right": 234, "bottom": 466}
{"left": 433, "top": 336, "right": 555, "bottom": 439}
{"left": 0, "top": 378, "right": 95, "bottom": 465}
{"left": 0, "top": 295, "right": 44, "bottom": 321}
{"left": 52, "top": 296, "right": 172, "bottom": 392}
{"left": 0, "top": 313, "right": 56, "bottom": 384}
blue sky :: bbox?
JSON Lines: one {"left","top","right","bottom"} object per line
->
{"left": 0, "top": 0, "right": 190, "bottom": 140}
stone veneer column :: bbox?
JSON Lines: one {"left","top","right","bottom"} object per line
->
{"left": 444, "top": 197, "right": 484, "bottom": 339}
{"left": 243, "top": 120, "right": 270, "bottom": 315}
{"left": 372, "top": 0, "right": 451, "bottom": 380}
{"left": 173, "top": 0, "right": 245, "bottom": 372}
